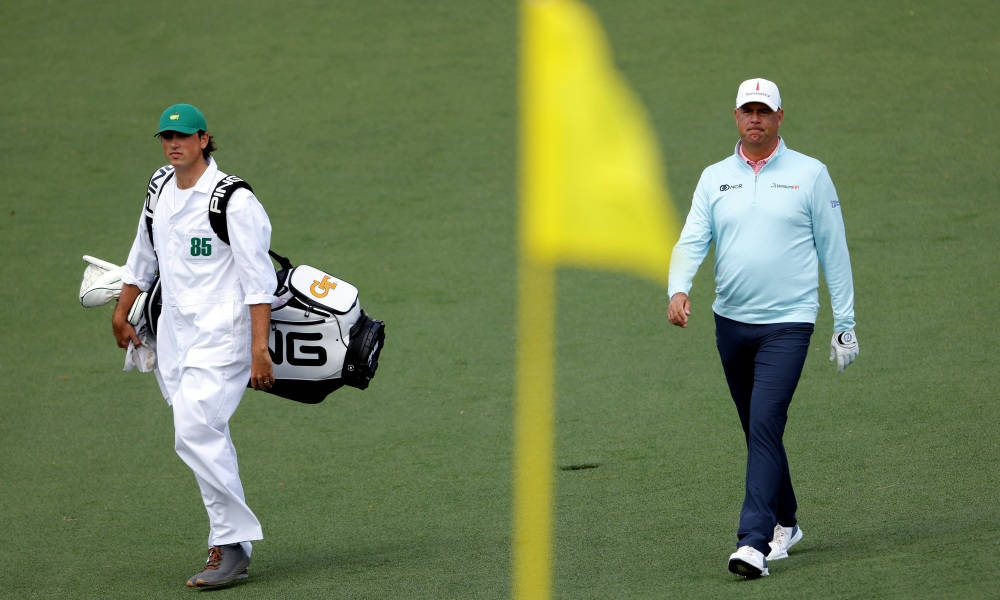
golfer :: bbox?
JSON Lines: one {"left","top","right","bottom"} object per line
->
{"left": 667, "top": 78, "right": 859, "bottom": 578}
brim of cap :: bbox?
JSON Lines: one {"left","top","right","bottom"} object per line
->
{"left": 154, "top": 126, "right": 202, "bottom": 136}
{"left": 736, "top": 99, "right": 781, "bottom": 111}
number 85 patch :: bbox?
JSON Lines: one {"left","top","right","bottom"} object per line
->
{"left": 188, "top": 235, "right": 216, "bottom": 260}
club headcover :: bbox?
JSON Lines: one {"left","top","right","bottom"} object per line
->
{"left": 127, "top": 292, "right": 148, "bottom": 325}
{"left": 80, "top": 255, "right": 125, "bottom": 308}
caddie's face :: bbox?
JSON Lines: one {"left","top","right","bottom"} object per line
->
{"left": 734, "top": 102, "right": 783, "bottom": 151}
{"left": 158, "top": 131, "right": 208, "bottom": 170}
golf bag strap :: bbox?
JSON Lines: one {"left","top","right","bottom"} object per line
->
{"left": 144, "top": 165, "right": 175, "bottom": 246}
{"left": 269, "top": 249, "right": 292, "bottom": 271}
{"left": 206, "top": 176, "right": 292, "bottom": 270}
{"left": 143, "top": 167, "right": 292, "bottom": 270}
{"left": 208, "top": 175, "right": 254, "bottom": 246}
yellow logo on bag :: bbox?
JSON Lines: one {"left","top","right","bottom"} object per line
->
{"left": 309, "top": 275, "right": 337, "bottom": 298}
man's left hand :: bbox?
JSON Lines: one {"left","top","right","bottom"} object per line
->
{"left": 829, "top": 329, "right": 859, "bottom": 373}
{"left": 249, "top": 303, "right": 274, "bottom": 390}
{"left": 250, "top": 347, "right": 274, "bottom": 390}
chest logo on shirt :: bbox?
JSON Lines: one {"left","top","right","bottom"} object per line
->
{"left": 189, "top": 236, "right": 212, "bottom": 257}
{"left": 771, "top": 182, "right": 800, "bottom": 190}
{"left": 719, "top": 184, "right": 743, "bottom": 192}
{"left": 310, "top": 275, "right": 338, "bottom": 298}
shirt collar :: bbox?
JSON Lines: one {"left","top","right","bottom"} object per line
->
{"left": 191, "top": 157, "right": 219, "bottom": 193}
{"left": 737, "top": 137, "right": 782, "bottom": 166}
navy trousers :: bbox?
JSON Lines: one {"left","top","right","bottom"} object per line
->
{"left": 714, "top": 313, "right": 814, "bottom": 556}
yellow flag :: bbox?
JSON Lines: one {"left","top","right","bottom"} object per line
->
{"left": 514, "top": 3, "right": 680, "bottom": 599}
{"left": 521, "top": 0, "right": 678, "bottom": 285}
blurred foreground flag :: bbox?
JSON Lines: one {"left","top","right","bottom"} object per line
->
{"left": 521, "top": 0, "right": 679, "bottom": 286}
{"left": 515, "top": 4, "right": 681, "bottom": 599}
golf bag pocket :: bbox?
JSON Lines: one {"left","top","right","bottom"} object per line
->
{"left": 342, "top": 311, "right": 385, "bottom": 390}
{"left": 288, "top": 265, "right": 358, "bottom": 315}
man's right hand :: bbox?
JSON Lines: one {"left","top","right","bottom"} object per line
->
{"left": 113, "top": 283, "right": 143, "bottom": 348}
{"left": 668, "top": 292, "right": 691, "bottom": 328}
{"left": 112, "top": 317, "right": 141, "bottom": 349}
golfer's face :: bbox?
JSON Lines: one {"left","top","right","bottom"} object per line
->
{"left": 735, "top": 103, "right": 783, "bottom": 149}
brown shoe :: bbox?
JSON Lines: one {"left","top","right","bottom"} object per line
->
{"left": 185, "top": 544, "right": 250, "bottom": 588}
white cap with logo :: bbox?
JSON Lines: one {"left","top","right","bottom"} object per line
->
{"left": 735, "top": 78, "right": 781, "bottom": 111}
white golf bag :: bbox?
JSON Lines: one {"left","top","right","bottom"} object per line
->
{"left": 80, "top": 255, "right": 385, "bottom": 404}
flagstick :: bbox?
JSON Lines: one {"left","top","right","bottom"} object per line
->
{"left": 513, "top": 256, "right": 555, "bottom": 600}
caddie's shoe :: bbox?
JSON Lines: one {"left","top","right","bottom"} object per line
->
{"left": 767, "top": 524, "right": 803, "bottom": 561}
{"left": 185, "top": 544, "right": 250, "bottom": 588}
{"left": 728, "top": 546, "right": 769, "bottom": 579}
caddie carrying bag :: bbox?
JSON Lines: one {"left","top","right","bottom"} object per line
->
{"left": 134, "top": 258, "right": 385, "bottom": 404}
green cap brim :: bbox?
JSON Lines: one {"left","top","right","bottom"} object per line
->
{"left": 155, "top": 125, "right": 202, "bottom": 137}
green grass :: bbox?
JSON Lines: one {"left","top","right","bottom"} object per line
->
{"left": 1, "top": 0, "right": 998, "bottom": 598}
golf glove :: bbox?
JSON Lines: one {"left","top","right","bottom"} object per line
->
{"left": 829, "top": 330, "right": 859, "bottom": 373}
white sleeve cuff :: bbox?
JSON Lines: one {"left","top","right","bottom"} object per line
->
{"left": 121, "top": 267, "right": 153, "bottom": 291}
{"left": 244, "top": 293, "right": 277, "bottom": 305}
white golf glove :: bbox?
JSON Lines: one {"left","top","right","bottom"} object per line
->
{"left": 829, "top": 329, "right": 859, "bottom": 373}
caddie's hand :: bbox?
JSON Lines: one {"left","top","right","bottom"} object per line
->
{"left": 111, "top": 312, "right": 141, "bottom": 349}
{"left": 829, "top": 329, "right": 859, "bottom": 373}
{"left": 668, "top": 292, "right": 691, "bottom": 328}
{"left": 250, "top": 348, "right": 274, "bottom": 391}
{"left": 112, "top": 283, "right": 143, "bottom": 349}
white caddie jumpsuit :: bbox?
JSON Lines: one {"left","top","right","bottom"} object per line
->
{"left": 122, "top": 158, "right": 277, "bottom": 551}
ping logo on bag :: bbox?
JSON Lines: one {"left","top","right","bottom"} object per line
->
{"left": 210, "top": 175, "right": 246, "bottom": 215}
{"left": 310, "top": 275, "right": 338, "bottom": 298}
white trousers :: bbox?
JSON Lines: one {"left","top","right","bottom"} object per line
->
{"left": 157, "top": 302, "right": 263, "bottom": 549}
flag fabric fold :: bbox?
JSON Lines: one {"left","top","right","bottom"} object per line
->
{"left": 520, "top": 0, "right": 678, "bottom": 285}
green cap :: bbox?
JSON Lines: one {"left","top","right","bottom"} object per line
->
{"left": 156, "top": 103, "right": 207, "bottom": 136}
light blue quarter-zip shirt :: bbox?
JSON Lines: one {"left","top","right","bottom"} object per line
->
{"left": 668, "top": 139, "right": 856, "bottom": 332}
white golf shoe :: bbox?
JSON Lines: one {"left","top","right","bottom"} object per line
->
{"left": 767, "top": 523, "right": 803, "bottom": 560}
{"left": 728, "top": 545, "right": 769, "bottom": 579}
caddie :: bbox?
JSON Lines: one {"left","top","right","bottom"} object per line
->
{"left": 112, "top": 103, "right": 277, "bottom": 588}
{"left": 667, "top": 79, "right": 859, "bottom": 579}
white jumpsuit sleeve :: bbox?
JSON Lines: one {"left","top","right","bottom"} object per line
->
{"left": 226, "top": 189, "right": 277, "bottom": 305}
{"left": 121, "top": 211, "right": 158, "bottom": 290}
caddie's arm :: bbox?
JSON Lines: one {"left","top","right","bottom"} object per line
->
{"left": 249, "top": 303, "right": 274, "bottom": 390}
{"left": 112, "top": 283, "right": 143, "bottom": 348}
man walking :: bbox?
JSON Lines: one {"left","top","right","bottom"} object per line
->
{"left": 667, "top": 78, "right": 859, "bottom": 578}
{"left": 112, "top": 104, "right": 277, "bottom": 587}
